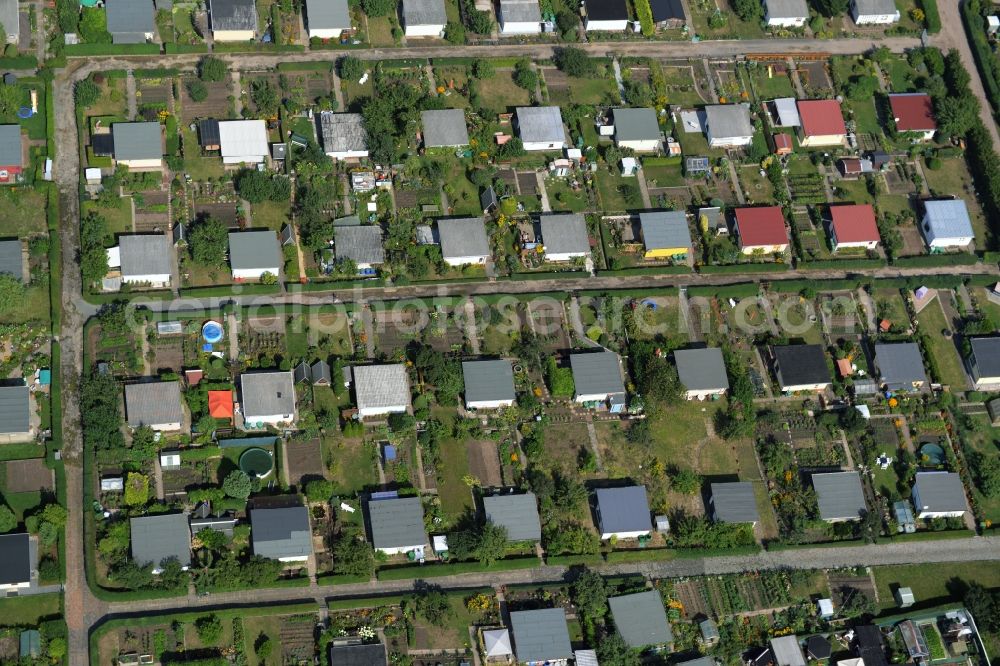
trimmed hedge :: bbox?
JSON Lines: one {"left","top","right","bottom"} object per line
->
{"left": 886, "top": 529, "right": 976, "bottom": 542}
{"left": 499, "top": 271, "right": 588, "bottom": 281}
{"left": 921, "top": 0, "right": 941, "bottom": 33}
{"left": 799, "top": 258, "right": 885, "bottom": 270}
{"left": 277, "top": 61, "right": 333, "bottom": 72}
{"left": 134, "top": 68, "right": 181, "bottom": 78}
{"left": 179, "top": 284, "right": 281, "bottom": 297}
{"left": 699, "top": 262, "right": 788, "bottom": 274}
{"left": 544, "top": 554, "right": 605, "bottom": 567}
{"left": 0, "top": 55, "right": 38, "bottom": 69}
{"left": 893, "top": 253, "right": 979, "bottom": 268}
{"left": 604, "top": 549, "right": 677, "bottom": 564}
{"left": 316, "top": 573, "right": 372, "bottom": 585}
{"left": 376, "top": 557, "right": 540, "bottom": 580}
{"left": 768, "top": 278, "right": 864, "bottom": 293}
{"left": 597, "top": 265, "right": 691, "bottom": 276}
{"left": 212, "top": 42, "right": 305, "bottom": 53}
{"left": 687, "top": 283, "right": 761, "bottom": 298}
{"left": 164, "top": 43, "right": 209, "bottom": 54}
{"left": 65, "top": 43, "right": 160, "bottom": 56}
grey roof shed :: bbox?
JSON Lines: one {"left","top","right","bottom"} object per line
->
{"left": 120, "top": 234, "right": 173, "bottom": 278}
{"left": 764, "top": 0, "right": 808, "bottom": 18}
{"left": 812, "top": 471, "right": 867, "bottom": 521}
{"left": 112, "top": 122, "right": 162, "bottom": 161}
{"left": 319, "top": 112, "right": 368, "bottom": 154}
{"left": 608, "top": 590, "right": 673, "bottom": 647}
{"left": 675, "top": 347, "right": 729, "bottom": 393}
{"left": 499, "top": 0, "right": 541, "bottom": 24}
{"left": 570, "top": 351, "right": 625, "bottom": 398}
{"left": 515, "top": 106, "right": 565, "bottom": 145}
{"left": 0, "top": 0, "right": 17, "bottom": 43}
{"left": 251, "top": 506, "right": 313, "bottom": 559}
{"left": 913, "top": 472, "right": 967, "bottom": 513}
{"left": 539, "top": 213, "right": 589, "bottom": 256}
{"left": 0, "top": 239, "right": 23, "bottom": 281}
{"left": 710, "top": 481, "right": 759, "bottom": 523}
{"left": 639, "top": 210, "right": 692, "bottom": 252}
{"left": 509, "top": 609, "right": 573, "bottom": 664}
{"left": 402, "top": 0, "right": 447, "bottom": 26}
{"left": 330, "top": 643, "right": 388, "bottom": 666}
{"left": 970, "top": 337, "right": 1000, "bottom": 379}
{"left": 209, "top": 0, "right": 258, "bottom": 31}
{"left": 770, "top": 636, "right": 806, "bottom": 666}
{"left": 422, "top": 109, "right": 470, "bottom": 148}
{"left": 462, "top": 360, "right": 515, "bottom": 407}
{"left": 438, "top": 217, "right": 490, "bottom": 262}
{"left": 595, "top": 485, "right": 652, "bottom": 535}
{"left": 0, "top": 125, "right": 22, "bottom": 167}
{"left": 874, "top": 342, "right": 927, "bottom": 390}
{"left": 482, "top": 493, "right": 541, "bottom": 542}
{"left": 240, "top": 371, "right": 296, "bottom": 419}
{"left": 228, "top": 230, "right": 281, "bottom": 271}
{"left": 105, "top": 0, "right": 155, "bottom": 43}
{"left": 704, "top": 104, "right": 754, "bottom": 140}
{"left": 367, "top": 496, "right": 426, "bottom": 550}
{"left": 0, "top": 385, "right": 29, "bottom": 434}
{"left": 612, "top": 108, "right": 661, "bottom": 142}
{"left": 0, "top": 533, "right": 31, "bottom": 586}
{"left": 335, "top": 225, "right": 385, "bottom": 265}
{"left": 305, "top": 0, "right": 352, "bottom": 31}
{"left": 125, "top": 381, "right": 184, "bottom": 427}
{"left": 130, "top": 513, "right": 192, "bottom": 569}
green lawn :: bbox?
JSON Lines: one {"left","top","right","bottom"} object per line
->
{"left": 595, "top": 171, "right": 641, "bottom": 212}
{"left": 0, "top": 593, "right": 61, "bottom": 626}
{"left": 545, "top": 179, "right": 589, "bottom": 213}
{"left": 0, "top": 283, "right": 51, "bottom": 324}
{"left": 959, "top": 414, "right": 1000, "bottom": 524}
{"left": 749, "top": 67, "right": 795, "bottom": 100}
{"left": 642, "top": 162, "right": 685, "bottom": 188}
{"left": 873, "top": 288, "right": 910, "bottom": 330}
{"left": 923, "top": 158, "right": 990, "bottom": 248}
{"left": 848, "top": 98, "right": 882, "bottom": 135}
{"left": 0, "top": 188, "right": 48, "bottom": 237}
{"left": 872, "top": 561, "right": 1000, "bottom": 611}
{"left": 476, "top": 70, "right": 531, "bottom": 112}
{"left": 251, "top": 201, "right": 291, "bottom": 231}
{"left": 325, "top": 437, "right": 378, "bottom": 495}
{"left": 82, "top": 200, "right": 132, "bottom": 236}
{"left": 433, "top": 411, "right": 473, "bottom": 525}
{"left": 832, "top": 177, "right": 874, "bottom": 204}
{"left": 739, "top": 165, "right": 774, "bottom": 204}
{"left": 915, "top": 299, "right": 967, "bottom": 388}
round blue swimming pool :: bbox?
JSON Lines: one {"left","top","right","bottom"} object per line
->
{"left": 202, "top": 320, "right": 224, "bottom": 344}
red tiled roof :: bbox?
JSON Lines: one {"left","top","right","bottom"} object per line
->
{"left": 773, "top": 134, "right": 793, "bottom": 152}
{"left": 208, "top": 390, "right": 234, "bottom": 419}
{"left": 797, "top": 99, "right": 846, "bottom": 137}
{"left": 735, "top": 206, "right": 788, "bottom": 248}
{"left": 830, "top": 204, "right": 880, "bottom": 244}
{"left": 839, "top": 158, "right": 863, "bottom": 174}
{"left": 836, "top": 358, "right": 853, "bottom": 378}
{"left": 889, "top": 93, "right": 936, "bottom": 132}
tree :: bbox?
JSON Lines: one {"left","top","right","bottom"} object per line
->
{"left": 188, "top": 216, "right": 228, "bottom": 266}
{"left": 473, "top": 59, "right": 495, "bottom": 79}
{"left": 305, "top": 478, "right": 334, "bottom": 502}
{"left": 812, "top": 0, "right": 849, "bottom": 16}
{"left": 731, "top": 0, "right": 762, "bottom": 21}
{"left": 571, "top": 569, "right": 608, "bottom": 624}
{"left": 361, "top": 0, "right": 396, "bottom": 17}
{"left": 39, "top": 521, "right": 59, "bottom": 547}
{"left": 255, "top": 634, "right": 274, "bottom": 659}
{"left": 56, "top": 0, "right": 79, "bottom": 33}
{"left": 250, "top": 78, "right": 279, "bottom": 117}
{"left": 223, "top": 471, "right": 253, "bottom": 500}
{"left": 78, "top": 7, "right": 112, "bottom": 43}
{"left": 936, "top": 95, "right": 978, "bottom": 137}
{"left": 80, "top": 211, "right": 110, "bottom": 285}
{"left": 195, "top": 614, "right": 224, "bottom": 645}
{"left": 47, "top": 637, "right": 67, "bottom": 661}
{"left": 444, "top": 21, "right": 465, "bottom": 44}
{"left": 546, "top": 358, "right": 575, "bottom": 397}
{"left": 414, "top": 587, "right": 453, "bottom": 626}
{"left": 543, "top": 524, "right": 599, "bottom": 554}
{"left": 596, "top": 632, "right": 641, "bottom": 666}
{"left": 467, "top": 9, "right": 493, "bottom": 34}
{"left": 513, "top": 59, "right": 538, "bottom": 92}
{"left": 844, "top": 75, "right": 879, "bottom": 101}
{"left": 195, "top": 527, "right": 230, "bottom": 550}
{"left": 0, "top": 84, "right": 20, "bottom": 119}
{"left": 473, "top": 523, "right": 508, "bottom": 566}
{"left": 234, "top": 170, "right": 291, "bottom": 203}
{"left": 333, "top": 530, "right": 375, "bottom": 576}
{"left": 41, "top": 504, "right": 68, "bottom": 528}
{"left": 199, "top": 56, "right": 227, "bottom": 82}
{"left": 965, "top": 583, "right": 999, "bottom": 632}
{"left": 554, "top": 47, "right": 597, "bottom": 78}
{"left": 0, "top": 505, "right": 16, "bottom": 533}
{"left": 186, "top": 80, "right": 208, "bottom": 102}
{"left": 632, "top": 352, "right": 682, "bottom": 411}
{"left": 0, "top": 273, "right": 24, "bottom": 314}
{"left": 76, "top": 79, "right": 101, "bottom": 108}
{"left": 340, "top": 56, "right": 365, "bottom": 82}
{"left": 626, "top": 419, "right": 652, "bottom": 446}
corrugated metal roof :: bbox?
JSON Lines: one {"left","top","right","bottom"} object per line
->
{"left": 675, "top": 347, "right": 728, "bottom": 392}
{"left": 240, "top": 371, "right": 295, "bottom": 419}
{"left": 913, "top": 472, "right": 967, "bottom": 513}
{"left": 608, "top": 590, "right": 673, "bottom": 647}
{"left": 595, "top": 486, "right": 651, "bottom": 534}
{"left": 319, "top": 112, "right": 368, "bottom": 154}
{"left": 106, "top": 0, "right": 155, "bottom": 38}
{"left": 770, "top": 636, "right": 806, "bottom": 666}
{"left": 510, "top": 609, "right": 573, "bottom": 663}
{"left": 540, "top": 213, "right": 589, "bottom": 256}
{"left": 765, "top": 0, "right": 808, "bottom": 18}
{"left": 0, "top": 125, "right": 21, "bottom": 167}
{"left": 130, "top": 513, "right": 192, "bottom": 569}
{"left": 462, "top": 360, "right": 515, "bottom": 406}
{"left": 329, "top": 643, "right": 388, "bottom": 666}
{"left": 120, "top": 234, "right": 172, "bottom": 278}
{"left": 125, "top": 381, "right": 184, "bottom": 427}
{"left": 251, "top": 506, "right": 312, "bottom": 559}
{"left": 499, "top": 0, "right": 541, "bottom": 24}
{"left": 209, "top": 0, "right": 258, "bottom": 31}
{"left": 112, "top": 122, "right": 162, "bottom": 161}
{"left": 0, "top": 239, "right": 22, "bottom": 280}
{"left": 612, "top": 108, "right": 661, "bottom": 142}
{"left": 971, "top": 337, "right": 1000, "bottom": 379}
{"left": 772, "top": 98, "right": 801, "bottom": 127}
{"left": 570, "top": 351, "right": 625, "bottom": 398}
{"left": 874, "top": 342, "right": 927, "bottom": 389}
{"left": 924, "top": 199, "right": 974, "bottom": 241}
{"left": 402, "top": 0, "right": 447, "bottom": 26}
{"left": 705, "top": 105, "right": 754, "bottom": 140}
{"left": 639, "top": 210, "right": 691, "bottom": 251}
{"left": 422, "top": 109, "right": 470, "bottom": 148}
{"left": 219, "top": 120, "right": 269, "bottom": 160}
{"left": 438, "top": 217, "right": 490, "bottom": 261}
{"left": 0, "top": 0, "right": 17, "bottom": 42}
{"left": 710, "top": 482, "right": 759, "bottom": 523}
{"left": 812, "top": 471, "right": 867, "bottom": 521}
{"left": 353, "top": 364, "right": 411, "bottom": 413}
{"left": 774, "top": 344, "right": 830, "bottom": 389}
{"left": 0, "top": 533, "right": 30, "bottom": 585}
{"left": 228, "top": 230, "right": 281, "bottom": 271}
{"left": 367, "top": 496, "right": 426, "bottom": 549}
{"left": 482, "top": 493, "right": 541, "bottom": 542}
{"left": 335, "top": 226, "right": 385, "bottom": 265}
{"left": 516, "top": 106, "right": 565, "bottom": 145}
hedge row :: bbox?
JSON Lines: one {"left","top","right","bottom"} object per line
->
{"left": 768, "top": 278, "right": 863, "bottom": 293}
{"left": 686, "top": 283, "right": 761, "bottom": 298}
{"left": 212, "top": 42, "right": 305, "bottom": 53}
{"left": 276, "top": 61, "right": 333, "bottom": 72}
{"left": 133, "top": 68, "right": 181, "bottom": 78}
{"left": 164, "top": 43, "right": 209, "bottom": 54}
{"left": 893, "top": 253, "right": 979, "bottom": 268}
{"left": 921, "top": 0, "right": 941, "bottom": 33}
{"left": 799, "top": 258, "right": 886, "bottom": 270}
{"left": 698, "top": 262, "right": 788, "bottom": 274}
{"left": 65, "top": 43, "right": 160, "bottom": 56}
{"left": 597, "top": 265, "right": 691, "bottom": 277}
{"left": 316, "top": 573, "right": 372, "bottom": 586}
{"left": 0, "top": 55, "right": 38, "bottom": 69}
{"left": 375, "top": 556, "right": 540, "bottom": 580}
{"left": 178, "top": 284, "right": 281, "bottom": 298}
{"left": 499, "top": 271, "right": 588, "bottom": 281}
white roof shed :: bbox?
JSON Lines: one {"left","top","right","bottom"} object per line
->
{"left": 219, "top": 120, "right": 270, "bottom": 165}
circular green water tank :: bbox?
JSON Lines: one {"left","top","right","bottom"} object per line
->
{"left": 238, "top": 447, "right": 273, "bottom": 479}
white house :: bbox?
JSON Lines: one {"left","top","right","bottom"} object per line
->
{"left": 463, "top": 360, "right": 516, "bottom": 410}
{"left": 304, "top": 0, "right": 352, "bottom": 39}
{"left": 499, "top": 0, "right": 542, "bottom": 34}
{"left": 594, "top": 486, "right": 652, "bottom": 540}
{"left": 240, "top": 371, "right": 297, "bottom": 427}
{"left": 922, "top": 199, "right": 974, "bottom": 250}
{"left": 912, "top": 472, "right": 968, "bottom": 519}
{"left": 675, "top": 347, "right": 728, "bottom": 400}
{"left": 539, "top": 213, "right": 589, "bottom": 261}
{"left": 118, "top": 235, "right": 172, "bottom": 288}
{"left": 515, "top": 106, "right": 567, "bottom": 152}
{"left": 112, "top": 122, "right": 163, "bottom": 170}
{"left": 438, "top": 217, "right": 491, "bottom": 266}
{"left": 402, "top": 0, "right": 447, "bottom": 36}
{"left": 704, "top": 105, "right": 754, "bottom": 148}
{"left": 229, "top": 230, "right": 282, "bottom": 281}
{"left": 219, "top": 120, "right": 269, "bottom": 166}
{"left": 968, "top": 337, "right": 1000, "bottom": 389}
{"left": 764, "top": 0, "right": 808, "bottom": 26}
{"left": 318, "top": 112, "right": 369, "bottom": 161}
{"left": 583, "top": 0, "right": 630, "bottom": 31}
{"left": 353, "top": 364, "right": 411, "bottom": 417}
{"left": 850, "top": 0, "right": 899, "bottom": 24}
{"left": 208, "top": 0, "right": 258, "bottom": 41}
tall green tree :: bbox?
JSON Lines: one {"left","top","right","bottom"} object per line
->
{"left": 188, "top": 217, "right": 228, "bottom": 266}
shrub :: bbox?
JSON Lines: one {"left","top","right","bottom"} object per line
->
{"left": 925, "top": 156, "right": 942, "bottom": 170}
{"left": 198, "top": 56, "right": 227, "bottom": 82}
{"left": 222, "top": 470, "right": 253, "bottom": 500}
{"left": 195, "top": 614, "right": 223, "bottom": 645}
{"left": 76, "top": 79, "right": 101, "bottom": 108}
{"left": 186, "top": 79, "right": 208, "bottom": 102}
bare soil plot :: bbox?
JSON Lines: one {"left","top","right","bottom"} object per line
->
{"left": 180, "top": 77, "right": 232, "bottom": 120}
{"left": 151, "top": 339, "right": 184, "bottom": 373}
{"left": 673, "top": 580, "right": 710, "bottom": 619}
{"left": 195, "top": 201, "right": 239, "bottom": 227}
{"left": 279, "top": 616, "right": 316, "bottom": 663}
{"left": 798, "top": 61, "right": 833, "bottom": 93}
{"left": 467, "top": 440, "right": 502, "bottom": 488}
{"left": 828, "top": 572, "right": 877, "bottom": 604}
{"left": 374, "top": 309, "right": 423, "bottom": 353}
{"left": 526, "top": 300, "right": 570, "bottom": 352}
{"left": 134, "top": 191, "right": 170, "bottom": 232}
{"left": 4, "top": 458, "right": 52, "bottom": 493}
{"left": 423, "top": 317, "right": 465, "bottom": 353}
{"left": 517, "top": 172, "right": 538, "bottom": 195}
{"left": 394, "top": 190, "right": 418, "bottom": 208}
{"left": 897, "top": 225, "right": 926, "bottom": 257}
{"left": 498, "top": 169, "right": 518, "bottom": 190}
{"left": 284, "top": 439, "right": 327, "bottom": 487}
{"left": 0, "top": 636, "right": 17, "bottom": 662}
{"left": 163, "top": 465, "right": 208, "bottom": 495}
